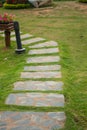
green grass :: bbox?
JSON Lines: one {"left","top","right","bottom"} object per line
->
{"left": 0, "top": 1, "right": 87, "bottom": 130}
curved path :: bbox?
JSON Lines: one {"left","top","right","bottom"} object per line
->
{"left": 0, "top": 31, "right": 66, "bottom": 130}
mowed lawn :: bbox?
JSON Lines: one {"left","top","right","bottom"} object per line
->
{"left": 0, "top": 1, "right": 87, "bottom": 130}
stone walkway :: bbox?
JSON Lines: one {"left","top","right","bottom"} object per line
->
{"left": 13, "top": 81, "right": 63, "bottom": 91}
{"left": 26, "top": 56, "right": 60, "bottom": 63}
{"left": 24, "top": 64, "right": 61, "bottom": 71}
{"left": 0, "top": 111, "right": 66, "bottom": 130}
{"left": 0, "top": 31, "right": 66, "bottom": 130}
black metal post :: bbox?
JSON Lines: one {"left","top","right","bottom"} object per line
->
{"left": 14, "top": 21, "right": 25, "bottom": 54}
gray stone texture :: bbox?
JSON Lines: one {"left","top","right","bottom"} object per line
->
{"left": 13, "top": 81, "right": 63, "bottom": 91}
{"left": 0, "top": 31, "right": 4, "bottom": 34}
{"left": 24, "top": 65, "right": 61, "bottom": 71}
{"left": 2, "top": 37, "right": 66, "bottom": 129}
{"left": 22, "top": 38, "right": 45, "bottom": 45}
{"left": 29, "top": 41, "right": 58, "bottom": 48}
{"left": 11, "top": 32, "right": 16, "bottom": 35}
{"left": 5, "top": 93, "right": 64, "bottom": 107}
{"left": 0, "top": 31, "right": 22, "bottom": 37}
{"left": 27, "top": 56, "right": 60, "bottom": 63}
{"left": 29, "top": 48, "right": 59, "bottom": 55}
{"left": 11, "top": 34, "right": 33, "bottom": 41}
{"left": 0, "top": 111, "right": 66, "bottom": 130}
{"left": 21, "top": 71, "right": 62, "bottom": 79}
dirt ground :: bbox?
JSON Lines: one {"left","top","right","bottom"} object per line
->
{"left": 30, "top": 1, "right": 87, "bottom": 15}
{"left": 21, "top": 1, "right": 87, "bottom": 17}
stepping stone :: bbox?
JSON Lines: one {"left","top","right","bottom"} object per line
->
{"left": 0, "top": 31, "right": 22, "bottom": 37}
{"left": 22, "top": 38, "right": 45, "bottom": 45}
{"left": 21, "top": 72, "right": 62, "bottom": 79}
{"left": 24, "top": 65, "right": 61, "bottom": 71}
{"left": 29, "top": 48, "right": 59, "bottom": 55}
{"left": 0, "top": 31, "right": 4, "bottom": 34}
{"left": 27, "top": 56, "right": 60, "bottom": 63}
{"left": 0, "top": 111, "right": 66, "bottom": 130}
{"left": 14, "top": 81, "right": 63, "bottom": 91}
{"left": 11, "top": 31, "right": 16, "bottom": 36}
{"left": 5, "top": 93, "right": 64, "bottom": 107}
{"left": 11, "top": 34, "right": 33, "bottom": 41}
{"left": 29, "top": 41, "right": 58, "bottom": 48}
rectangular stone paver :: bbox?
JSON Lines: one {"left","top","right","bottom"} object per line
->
{"left": 11, "top": 31, "right": 16, "bottom": 36}
{"left": 0, "top": 111, "right": 66, "bottom": 130}
{"left": 5, "top": 93, "right": 64, "bottom": 107}
{"left": 0, "top": 31, "right": 4, "bottom": 34}
{"left": 0, "top": 31, "right": 22, "bottom": 37}
{"left": 27, "top": 56, "right": 60, "bottom": 63}
{"left": 11, "top": 34, "right": 33, "bottom": 41}
{"left": 22, "top": 38, "right": 45, "bottom": 45}
{"left": 14, "top": 81, "right": 63, "bottom": 91}
{"left": 29, "top": 41, "right": 58, "bottom": 48}
{"left": 28, "top": 48, "right": 59, "bottom": 55}
{"left": 24, "top": 65, "right": 61, "bottom": 71}
{"left": 21, "top": 72, "right": 62, "bottom": 79}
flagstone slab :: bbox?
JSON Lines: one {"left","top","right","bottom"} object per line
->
{"left": 0, "top": 111, "right": 66, "bottom": 130}
{"left": 11, "top": 31, "right": 16, "bottom": 36}
{"left": 29, "top": 48, "right": 59, "bottom": 55}
{"left": 24, "top": 65, "right": 61, "bottom": 71}
{"left": 29, "top": 41, "right": 58, "bottom": 48}
{"left": 14, "top": 81, "right": 63, "bottom": 91}
{"left": 22, "top": 38, "right": 45, "bottom": 45}
{"left": 0, "top": 31, "right": 22, "bottom": 37}
{"left": 5, "top": 93, "right": 64, "bottom": 107}
{"left": 21, "top": 72, "right": 62, "bottom": 79}
{"left": 27, "top": 56, "right": 60, "bottom": 63}
{"left": 0, "top": 31, "right": 4, "bottom": 34}
{"left": 11, "top": 34, "right": 33, "bottom": 41}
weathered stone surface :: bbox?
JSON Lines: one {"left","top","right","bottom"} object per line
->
{"left": 21, "top": 71, "right": 62, "bottom": 79}
{"left": 14, "top": 81, "right": 63, "bottom": 91}
{"left": 11, "top": 34, "right": 32, "bottom": 41}
{"left": 0, "top": 111, "right": 66, "bottom": 130}
{"left": 29, "top": 48, "right": 59, "bottom": 55}
{"left": 29, "top": 41, "right": 58, "bottom": 48}
{"left": 1, "top": 30, "right": 66, "bottom": 129}
{"left": 11, "top": 31, "right": 16, "bottom": 36}
{"left": 24, "top": 65, "right": 61, "bottom": 71}
{"left": 0, "top": 31, "right": 22, "bottom": 37}
{"left": 27, "top": 56, "right": 60, "bottom": 63}
{"left": 5, "top": 93, "right": 64, "bottom": 107}
{"left": 0, "top": 31, "right": 4, "bottom": 34}
{"left": 22, "top": 38, "right": 45, "bottom": 45}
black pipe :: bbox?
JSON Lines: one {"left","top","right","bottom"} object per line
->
{"left": 14, "top": 21, "right": 25, "bottom": 54}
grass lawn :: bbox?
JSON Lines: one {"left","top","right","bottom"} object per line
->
{"left": 0, "top": 1, "right": 87, "bottom": 130}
